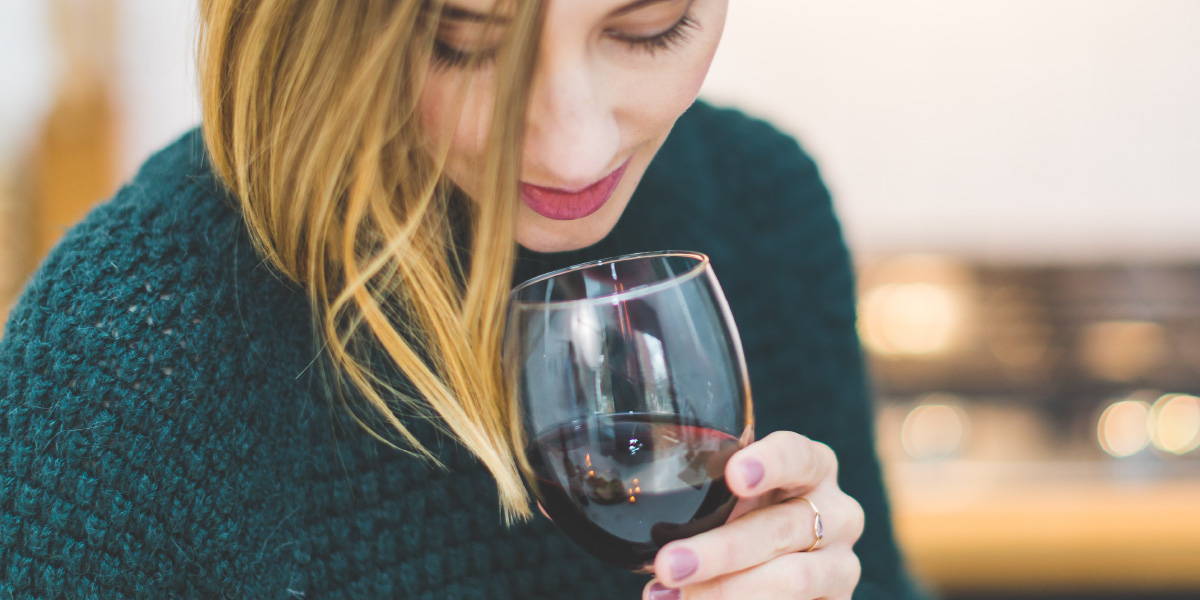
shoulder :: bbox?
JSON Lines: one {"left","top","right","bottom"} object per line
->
{"left": 79, "top": 127, "right": 239, "bottom": 245}
{"left": 3, "top": 126, "right": 308, "bottom": 364}
{"left": 0, "top": 125, "right": 315, "bottom": 459}
{"left": 680, "top": 101, "right": 811, "bottom": 151}
{"left": 670, "top": 100, "right": 822, "bottom": 183}
{"left": 8, "top": 129, "right": 246, "bottom": 332}
{"left": 2, "top": 125, "right": 316, "bottom": 415}
{"left": 644, "top": 100, "right": 833, "bottom": 235}
{"left": 663, "top": 107, "right": 863, "bottom": 437}
{"left": 640, "top": 100, "right": 856, "bottom": 325}
{"left": 0, "top": 129, "right": 315, "bottom": 594}
{"left": 648, "top": 100, "right": 844, "bottom": 261}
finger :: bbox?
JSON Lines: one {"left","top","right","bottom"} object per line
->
{"left": 653, "top": 496, "right": 828, "bottom": 587}
{"left": 643, "top": 579, "right": 681, "bottom": 600}
{"left": 726, "top": 431, "right": 836, "bottom": 497}
{"left": 679, "top": 550, "right": 860, "bottom": 600}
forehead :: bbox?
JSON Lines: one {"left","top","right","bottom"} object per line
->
{"left": 441, "top": 0, "right": 662, "bottom": 19}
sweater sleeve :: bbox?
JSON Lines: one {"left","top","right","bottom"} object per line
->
{"left": 693, "top": 105, "right": 933, "bottom": 600}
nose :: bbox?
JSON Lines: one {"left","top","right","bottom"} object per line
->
{"left": 523, "top": 52, "right": 621, "bottom": 190}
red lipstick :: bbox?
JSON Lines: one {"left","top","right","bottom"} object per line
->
{"left": 520, "top": 159, "right": 631, "bottom": 221}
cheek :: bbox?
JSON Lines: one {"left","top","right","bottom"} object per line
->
{"left": 417, "top": 77, "right": 453, "bottom": 153}
{"left": 614, "top": 13, "right": 727, "bottom": 142}
{"left": 418, "top": 71, "right": 496, "bottom": 191}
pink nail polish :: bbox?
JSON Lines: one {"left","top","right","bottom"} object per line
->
{"left": 668, "top": 548, "right": 698, "bottom": 581}
{"left": 649, "top": 582, "right": 681, "bottom": 600}
{"left": 740, "top": 458, "right": 765, "bottom": 489}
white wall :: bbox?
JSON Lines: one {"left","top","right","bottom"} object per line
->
{"left": 114, "top": 0, "right": 201, "bottom": 178}
{"left": 110, "top": 1, "right": 1200, "bottom": 262}
{"left": 0, "top": 2, "right": 54, "bottom": 164}
{"left": 702, "top": 0, "right": 1200, "bottom": 261}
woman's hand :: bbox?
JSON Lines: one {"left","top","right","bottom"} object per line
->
{"left": 642, "top": 431, "right": 865, "bottom": 600}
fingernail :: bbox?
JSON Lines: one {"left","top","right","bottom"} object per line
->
{"left": 668, "top": 547, "right": 699, "bottom": 581}
{"left": 740, "top": 458, "right": 765, "bottom": 489}
{"left": 649, "top": 582, "right": 681, "bottom": 600}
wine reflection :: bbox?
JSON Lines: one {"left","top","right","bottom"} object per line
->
{"left": 530, "top": 412, "right": 741, "bottom": 569}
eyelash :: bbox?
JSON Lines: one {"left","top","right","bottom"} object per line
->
{"left": 431, "top": 13, "right": 700, "bottom": 70}
{"left": 609, "top": 14, "right": 699, "bottom": 57}
{"left": 431, "top": 39, "right": 494, "bottom": 69}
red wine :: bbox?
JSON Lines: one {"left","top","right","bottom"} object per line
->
{"left": 528, "top": 413, "right": 741, "bottom": 569}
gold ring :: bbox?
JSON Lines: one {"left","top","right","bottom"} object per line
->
{"left": 797, "top": 496, "right": 824, "bottom": 552}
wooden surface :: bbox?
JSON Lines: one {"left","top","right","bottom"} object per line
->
{"left": 0, "top": 163, "right": 33, "bottom": 333}
{"left": 887, "top": 461, "right": 1200, "bottom": 595}
{"left": 32, "top": 0, "right": 118, "bottom": 259}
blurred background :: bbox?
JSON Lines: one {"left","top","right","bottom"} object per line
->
{"left": 2, "top": 2, "right": 1198, "bottom": 599}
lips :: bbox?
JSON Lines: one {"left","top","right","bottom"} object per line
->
{"left": 520, "top": 159, "right": 631, "bottom": 221}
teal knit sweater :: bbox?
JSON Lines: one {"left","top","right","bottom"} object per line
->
{"left": 1, "top": 101, "right": 927, "bottom": 599}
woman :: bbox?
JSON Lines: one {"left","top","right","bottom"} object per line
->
{"left": 0, "top": 0, "right": 927, "bottom": 598}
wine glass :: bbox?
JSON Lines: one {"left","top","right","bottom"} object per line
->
{"left": 505, "top": 250, "right": 754, "bottom": 571}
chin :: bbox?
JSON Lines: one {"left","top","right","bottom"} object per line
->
{"left": 515, "top": 224, "right": 611, "bottom": 253}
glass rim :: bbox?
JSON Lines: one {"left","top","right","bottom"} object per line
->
{"left": 509, "top": 249, "right": 710, "bottom": 309}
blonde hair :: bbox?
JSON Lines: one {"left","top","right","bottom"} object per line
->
{"left": 198, "top": 0, "right": 544, "bottom": 520}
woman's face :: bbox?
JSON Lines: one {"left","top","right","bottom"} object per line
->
{"left": 419, "top": 0, "right": 729, "bottom": 253}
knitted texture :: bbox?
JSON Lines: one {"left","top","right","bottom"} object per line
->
{"left": 1, "top": 101, "right": 928, "bottom": 599}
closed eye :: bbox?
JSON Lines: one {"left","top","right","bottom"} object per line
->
{"left": 606, "top": 13, "right": 698, "bottom": 56}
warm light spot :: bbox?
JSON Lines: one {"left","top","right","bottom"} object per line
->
{"left": 585, "top": 453, "right": 592, "bottom": 467}
{"left": 900, "top": 397, "right": 969, "bottom": 460}
{"left": 863, "top": 254, "right": 974, "bottom": 284}
{"left": 1098, "top": 399, "right": 1151, "bottom": 457}
{"left": 859, "top": 283, "right": 963, "bottom": 357}
{"left": 1079, "top": 321, "right": 1166, "bottom": 381}
{"left": 628, "top": 495, "right": 637, "bottom": 503}
{"left": 587, "top": 470, "right": 596, "bottom": 477}
{"left": 1150, "top": 394, "right": 1200, "bottom": 455}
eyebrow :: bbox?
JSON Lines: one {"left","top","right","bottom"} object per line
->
{"left": 609, "top": 0, "right": 677, "bottom": 18}
{"left": 440, "top": 4, "right": 510, "bottom": 24}
{"left": 439, "top": 0, "right": 678, "bottom": 24}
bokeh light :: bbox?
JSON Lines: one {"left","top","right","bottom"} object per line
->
{"left": 1097, "top": 399, "right": 1151, "bottom": 458}
{"left": 901, "top": 396, "right": 969, "bottom": 460}
{"left": 860, "top": 283, "right": 964, "bottom": 357}
{"left": 1150, "top": 394, "right": 1200, "bottom": 455}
